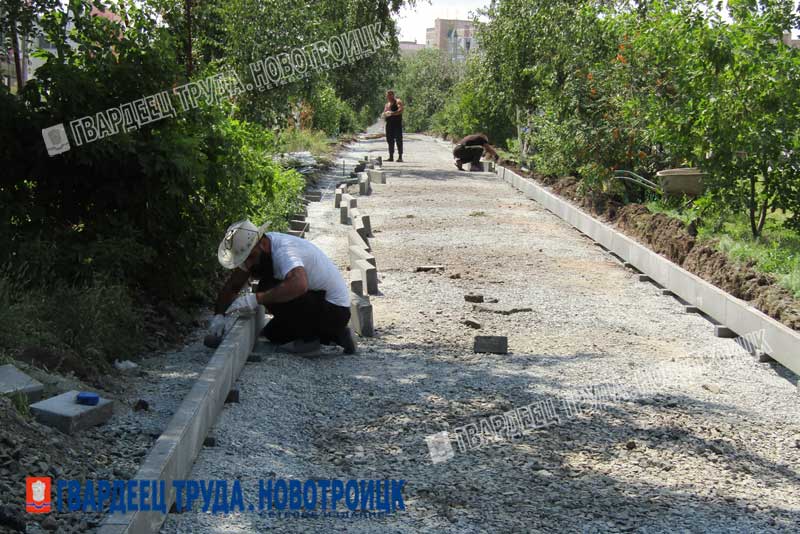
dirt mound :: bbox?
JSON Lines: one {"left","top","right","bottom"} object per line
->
{"left": 616, "top": 205, "right": 696, "bottom": 264}
{"left": 514, "top": 168, "right": 800, "bottom": 332}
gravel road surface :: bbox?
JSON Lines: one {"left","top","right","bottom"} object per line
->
{"left": 162, "top": 129, "right": 800, "bottom": 534}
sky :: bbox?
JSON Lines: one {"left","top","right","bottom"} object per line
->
{"left": 395, "top": 0, "right": 491, "bottom": 43}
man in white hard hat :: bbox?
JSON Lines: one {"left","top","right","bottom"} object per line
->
{"left": 208, "top": 220, "right": 356, "bottom": 355}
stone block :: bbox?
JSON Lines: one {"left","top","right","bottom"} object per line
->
{"left": 359, "top": 214, "right": 372, "bottom": 237}
{"left": 473, "top": 336, "right": 508, "bottom": 354}
{"left": 355, "top": 259, "right": 378, "bottom": 295}
{"left": 288, "top": 229, "right": 305, "bottom": 238}
{"left": 343, "top": 194, "right": 357, "bottom": 208}
{"left": 289, "top": 220, "right": 308, "bottom": 232}
{"left": 0, "top": 364, "right": 43, "bottom": 402}
{"left": 350, "top": 293, "right": 374, "bottom": 337}
{"left": 354, "top": 216, "right": 369, "bottom": 241}
{"left": 350, "top": 270, "right": 364, "bottom": 296}
{"left": 367, "top": 169, "right": 387, "bottom": 184}
{"left": 714, "top": 325, "right": 737, "bottom": 338}
{"left": 348, "top": 228, "right": 370, "bottom": 251}
{"left": 359, "top": 178, "right": 371, "bottom": 196}
{"left": 349, "top": 245, "right": 376, "bottom": 268}
{"left": 225, "top": 389, "right": 240, "bottom": 403}
{"left": 30, "top": 390, "right": 113, "bottom": 434}
{"left": 334, "top": 191, "right": 343, "bottom": 208}
{"left": 684, "top": 305, "right": 701, "bottom": 314}
{"left": 304, "top": 191, "right": 322, "bottom": 202}
{"left": 637, "top": 274, "right": 651, "bottom": 283}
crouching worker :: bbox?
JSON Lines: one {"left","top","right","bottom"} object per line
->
{"left": 453, "top": 133, "right": 499, "bottom": 171}
{"left": 208, "top": 220, "right": 356, "bottom": 356}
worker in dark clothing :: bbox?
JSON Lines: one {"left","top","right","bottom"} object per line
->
{"left": 383, "top": 90, "right": 404, "bottom": 162}
{"left": 453, "top": 133, "right": 499, "bottom": 171}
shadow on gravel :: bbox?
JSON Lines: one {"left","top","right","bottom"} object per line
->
{"left": 286, "top": 339, "right": 799, "bottom": 532}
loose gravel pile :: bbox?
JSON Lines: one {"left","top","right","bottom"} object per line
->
{"left": 164, "top": 128, "right": 799, "bottom": 534}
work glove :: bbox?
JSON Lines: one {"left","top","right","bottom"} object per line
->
{"left": 227, "top": 293, "right": 259, "bottom": 314}
{"left": 209, "top": 314, "right": 226, "bottom": 337}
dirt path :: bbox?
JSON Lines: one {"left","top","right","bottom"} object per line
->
{"left": 163, "top": 130, "right": 799, "bottom": 534}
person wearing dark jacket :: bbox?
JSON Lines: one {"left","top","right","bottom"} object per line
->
{"left": 453, "top": 133, "right": 499, "bottom": 171}
{"left": 383, "top": 90, "right": 404, "bottom": 162}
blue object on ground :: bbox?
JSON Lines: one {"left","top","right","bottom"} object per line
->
{"left": 76, "top": 392, "right": 100, "bottom": 406}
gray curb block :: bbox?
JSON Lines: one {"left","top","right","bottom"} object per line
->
{"left": 98, "top": 308, "right": 265, "bottom": 534}
{"left": 497, "top": 165, "right": 800, "bottom": 376}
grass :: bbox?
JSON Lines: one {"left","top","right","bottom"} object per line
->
{"left": 0, "top": 270, "right": 145, "bottom": 369}
{"left": 646, "top": 200, "right": 800, "bottom": 298}
{"left": 7, "top": 392, "right": 30, "bottom": 417}
{"left": 277, "top": 128, "right": 335, "bottom": 158}
{"left": 709, "top": 219, "right": 800, "bottom": 298}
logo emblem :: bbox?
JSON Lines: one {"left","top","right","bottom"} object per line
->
{"left": 425, "top": 431, "right": 454, "bottom": 464}
{"left": 42, "top": 124, "right": 71, "bottom": 156}
{"left": 26, "top": 477, "right": 51, "bottom": 513}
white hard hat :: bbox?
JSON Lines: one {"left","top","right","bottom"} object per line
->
{"left": 217, "top": 219, "right": 268, "bottom": 269}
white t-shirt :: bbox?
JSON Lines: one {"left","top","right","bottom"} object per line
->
{"left": 266, "top": 232, "right": 350, "bottom": 308}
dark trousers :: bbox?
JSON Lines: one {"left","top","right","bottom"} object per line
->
{"left": 386, "top": 121, "right": 403, "bottom": 158}
{"left": 257, "top": 279, "right": 350, "bottom": 344}
{"left": 453, "top": 144, "right": 483, "bottom": 165}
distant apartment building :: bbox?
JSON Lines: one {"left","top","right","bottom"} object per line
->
{"left": 2, "top": 5, "right": 117, "bottom": 90}
{"left": 399, "top": 40, "right": 426, "bottom": 56}
{"left": 425, "top": 18, "right": 477, "bottom": 61}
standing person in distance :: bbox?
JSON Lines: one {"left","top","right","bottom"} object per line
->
{"left": 383, "top": 90, "right": 404, "bottom": 162}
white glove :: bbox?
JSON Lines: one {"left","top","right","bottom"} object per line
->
{"left": 227, "top": 294, "right": 259, "bottom": 314}
{"left": 209, "top": 314, "right": 226, "bottom": 337}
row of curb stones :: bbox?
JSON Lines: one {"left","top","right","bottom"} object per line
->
{"left": 335, "top": 157, "right": 386, "bottom": 338}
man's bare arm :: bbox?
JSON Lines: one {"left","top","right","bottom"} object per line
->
{"left": 483, "top": 143, "right": 499, "bottom": 160}
{"left": 257, "top": 267, "right": 308, "bottom": 305}
{"left": 214, "top": 268, "right": 250, "bottom": 314}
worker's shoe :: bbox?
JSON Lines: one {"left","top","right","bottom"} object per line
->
{"left": 278, "top": 338, "right": 321, "bottom": 357}
{"left": 396, "top": 156, "right": 403, "bottom": 162}
{"left": 334, "top": 327, "right": 357, "bottom": 355}
{"left": 387, "top": 156, "right": 394, "bottom": 162}
{"left": 455, "top": 161, "right": 463, "bottom": 171}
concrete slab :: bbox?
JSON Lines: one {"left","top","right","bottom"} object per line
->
{"left": 350, "top": 293, "right": 374, "bottom": 337}
{"left": 30, "top": 390, "right": 113, "bottom": 434}
{"left": 474, "top": 336, "right": 508, "bottom": 354}
{"left": 348, "top": 228, "right": 370, "bottom": 251}
{"left": 304, "top": 191, "right": 322, "bottom": 202}
{"left": 685, "top": 305, "right": 701, "bottom": 314}
{"left": 98, "top": 313, "right": 261, "bottom": 533}
{"left": 355, "top": 259, "right": 378, "bottom": 295}
{"left": 340, "top": 205, "right": 350, "bottom": 225}
{"left": 367, "top": 169, "right": 387, "bottom": 184}
{"left": 349, "top": 245, "right": 376, "bottom": 268}
{"left": 637, "top": 274, "right": 651, "bottom": 283}
{"left": 0, "top": 364, "right": 43, "bottom": 402}
{"left": 334, "top": 191, "right": 343, "bottom": 208}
